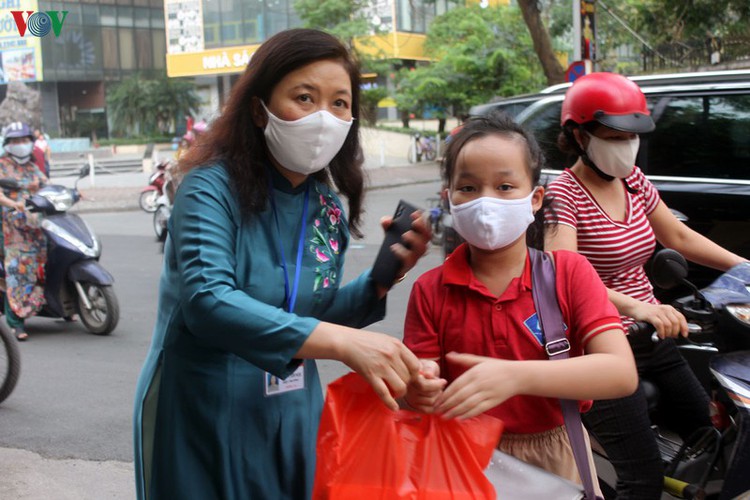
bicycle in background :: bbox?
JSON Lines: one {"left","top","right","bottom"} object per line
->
{"left": 407, "top": 133, "right": 437, "bottom": 163}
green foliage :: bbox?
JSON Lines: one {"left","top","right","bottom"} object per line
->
{"left": 360, "top": 86, "right": 388, "bottom": 126}
{"left": 107, "top": 74, "right": 200, "bottom": 138}
{"left": 395, "top": 6, "right": 546, "bottom": 119}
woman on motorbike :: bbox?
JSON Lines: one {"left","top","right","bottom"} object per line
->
{"left": 0, "top": 122, "right": 48, "bottom": 341}
{"left": 544, "top": 72, "right": 748, "bottom": 499}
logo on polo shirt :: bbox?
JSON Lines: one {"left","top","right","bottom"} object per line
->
{"left": 524, "top": 313, "right": 567, "bottom": 346}
{"left": 524, "top": 313, "right": 544, "bottom": 345}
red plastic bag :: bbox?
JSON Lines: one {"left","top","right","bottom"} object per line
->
{"left": 313, "top": 372, "right": 504, "bottom": 499}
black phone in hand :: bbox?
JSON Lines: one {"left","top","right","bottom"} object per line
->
{"left": 371, "top": 200, "right": 420, "bottom": 288}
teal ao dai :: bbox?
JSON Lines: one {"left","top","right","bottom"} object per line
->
{"left": 133, "top": 163, "right": 385, "bottom": 499}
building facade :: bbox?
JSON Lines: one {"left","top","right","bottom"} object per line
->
{"left": 165, "top": 0, "right": 509, "bottom": 122}
{"left": 1, "top": 0, "right": 166, "bottom": 137}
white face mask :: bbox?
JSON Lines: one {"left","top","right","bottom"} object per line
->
{"left": 585, "top": 134, "right": 640, "bottom": 179}
{"left": 3, "top": 142, "right": 33, "bottom": 163}
{"left": 261, "top": 102, "right": 353, "bottom": 175}
{"left": 449, "top": 191, "right": 536, "bottom": 251}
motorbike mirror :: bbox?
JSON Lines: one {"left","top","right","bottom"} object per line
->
{"left": 78, "top": 164, "right": 90, "bottom": 179}
{"left": 650, "top": 249, "right": 689, "bottom": 290}
{"left": 0, "top": 178, "right": 21, "bottom": 190}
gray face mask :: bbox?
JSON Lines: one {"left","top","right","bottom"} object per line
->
{"left": 4, "top": 142, "right": 34, "bottom": 163}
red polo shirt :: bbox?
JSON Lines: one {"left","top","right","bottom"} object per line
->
{"left": 404, "top": 244, "right": 623, "bottom": 434}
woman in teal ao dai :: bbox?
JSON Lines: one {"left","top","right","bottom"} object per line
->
{"left": 133, "top": 29, "right": 430, "bottom": 499}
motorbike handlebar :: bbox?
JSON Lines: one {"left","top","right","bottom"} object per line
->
{"left": 627, "top": 321, "right": 702, "bottom": 344}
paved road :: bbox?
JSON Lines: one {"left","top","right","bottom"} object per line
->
{"left": 0, "top": 170, "right": 444, "bottom": 499}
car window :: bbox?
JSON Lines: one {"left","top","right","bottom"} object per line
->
{"left": 518, "top": 100, "right": 575, "bottom": 170}
{"left": 644, "top": 93, "right": 750, "bottom": 180}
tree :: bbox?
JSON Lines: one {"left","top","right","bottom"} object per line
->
{"left": 106, "top": 75, "right": 153, "bottom": 136}
{"left": 107, "top": 73, "right": 200, "bottom": 137}
{"left": 147, "top": 75, "right": 201, "bottom": 135}
{"left": 517, "top": 0, "right": 565, "bottom": 84}
{"left": 395, "top": 5, "right": 546, "bottom": 127}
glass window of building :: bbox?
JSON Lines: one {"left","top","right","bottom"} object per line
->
{"left": 135, "top": 7, "right": 150, "bottom": 28}
{"left": 82, "top": 4, "right": 100, "bottom": 25}
{"left": 150, "top": 8, "right": 165, "bottom": 29}
{"left": 118, "top": 6, "right": 134, "bottom": 27}
{"left": 102, "top": 27, "right": 120, "bottom": 70}
{"left": 119, "top": 28, "right": 136, "bottom": 70}
{"left": 101, "top": 6, "right": 117, "bottom": 26}
{"left": 203, "top": 0, "right": 221, "bottom": 48}
{"left": 152, "top": 31, "right": 166, "bottom": 69}
{"left": 135, "top": 29, "right": 153, "bottom": 69}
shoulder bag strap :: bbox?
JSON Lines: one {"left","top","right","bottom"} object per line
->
{"left": 529, "top": 248, "right": 599, "bottom": 500}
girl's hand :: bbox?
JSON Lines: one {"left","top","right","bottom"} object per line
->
{"left": 339, "top": 329, "right": 421, "bottom": 411}
{"left": 403, "top": 360, "right": 447, "bottom": 413}
{"left": 380, "top": 210, "right": 432, "bottom": 281}
{"left": 630, "top": 302, "right": 688, "bottom": 339}
{"left": 435, "top": 352, "right": 521, "bottom": 420}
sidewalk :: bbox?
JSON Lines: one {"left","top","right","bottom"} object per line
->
{"left": 55, "top": 156, "right": 441, "bottom": 214}
{"left": 0, "top": 155, "right": 441, "bottom": 500}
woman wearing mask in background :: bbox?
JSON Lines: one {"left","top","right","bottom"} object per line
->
{"left": 133, "top": 29, "right": 430, "bottom": 500}
{"left": 0, "top": 122, "right": 48, "bottom": 341}
{"left": 545, "top": 72, "right": 748, "bottom": 499}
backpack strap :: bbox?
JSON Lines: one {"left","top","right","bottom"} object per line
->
{"left": 529, "top": 248, "right": 600, "bottom": 500}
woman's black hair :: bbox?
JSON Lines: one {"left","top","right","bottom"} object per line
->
{"left": 441, "top": 110, "right": 555, "bottom": 249}
{"left": 178, "top": 28, "right": 366, "bottom": 237}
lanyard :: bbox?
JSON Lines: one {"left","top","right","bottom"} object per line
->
{"left": 270, "top": 182, "right": 309, "bottom": 313}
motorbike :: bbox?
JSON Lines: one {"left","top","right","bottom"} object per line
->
{"left": 592, "top": 249, "right": 750, "bottom": 500}
{"left": 0, "top": 320, "right": 20, "bottom": 404}
{"left": 153, "top": 165, "right": 178, "bottom": 243}
{"left": 139, "top": 160, "right": 170, "bottom": 213}
{"left": 0, "top": 165, "right": 120, "bottom": 336}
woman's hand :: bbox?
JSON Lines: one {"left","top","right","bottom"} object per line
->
{"left": 12, "top": 199, "right": 25, "bottom": 211}
{"left": 434, "top": 353, "right": 521, "bottom": 420}
{"left": 403, "top": 360, "right": 447, "bottom": 413}
{"left": 630, "top": 302, "right": 688, "bottom": 339}
{"left": 338, "top": 329, "right": 422, "bottom": 411}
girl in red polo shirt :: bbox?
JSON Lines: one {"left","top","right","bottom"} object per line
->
{"left": 402, "top": 111, "right": 638, "bottom": 487}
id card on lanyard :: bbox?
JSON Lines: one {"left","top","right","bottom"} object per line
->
{"left": 265, "top": 182, "right": 309, "bottom": 397}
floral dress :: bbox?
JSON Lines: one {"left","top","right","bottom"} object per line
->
{"left": 0, "top": 157, "right": 47, "bottom": 319}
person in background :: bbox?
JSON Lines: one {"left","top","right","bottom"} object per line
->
{"left": 33, "top": 129, "right": 51, "bottom": 177}
{"left": 544, "top": 72, "right": 748, "bottom": 499}
{"left": 0, "top": 122, "right": 48, "bottom": 341}
{"left": 133, "top": 28, "right": 431, "bottom": 500}
{"left": 403, "top": 111, "right": 637, "bottom": 491}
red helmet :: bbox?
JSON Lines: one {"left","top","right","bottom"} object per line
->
{"left": 560, "top": 72, "right": 655, "bottom": 133}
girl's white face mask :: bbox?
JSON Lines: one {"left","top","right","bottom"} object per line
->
{"left": 449, "top": 190, "right": 536, "bottom": 251}
{"left": 585, "top": 134, "right": 640, "bottom": 179}
{"left": 261, "top": 102, "right": 353, "bottom": 176}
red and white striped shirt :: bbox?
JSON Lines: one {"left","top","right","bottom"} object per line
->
{"left": 546, "top": 167, "right": 661, "bottom": 321}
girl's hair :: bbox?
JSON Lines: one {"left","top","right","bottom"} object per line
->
{"left": 178, "top": 28, "right": 366, "bottom": 237}
{"left": 441, "top": 110, "right": 554, "bottom": 249}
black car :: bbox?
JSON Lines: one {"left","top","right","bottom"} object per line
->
{"left": 468, "top": 69, "right": 750, "bottom": 288}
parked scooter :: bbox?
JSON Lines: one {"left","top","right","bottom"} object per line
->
{"left": 0, "top": 165, "right": 120, "bottom": 335}
{"left": 593, "top": 249, "right": 750, "bottom": 500}
{"left": 139, "top": 159, "right": 170, "bottom": 213}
